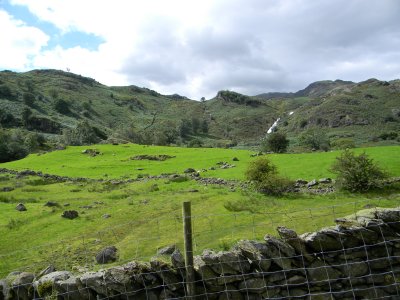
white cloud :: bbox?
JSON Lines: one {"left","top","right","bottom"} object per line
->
{"left": 4, "top": 0, "right": 400, "bottom": 99}
{"left": 0, "top": 10, "right": 49, "bottom": 70}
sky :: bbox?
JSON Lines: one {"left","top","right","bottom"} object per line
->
{"left": 1, "top": 0, "right": 400, "bottom": 100}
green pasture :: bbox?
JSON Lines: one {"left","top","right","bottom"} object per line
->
{"left": 2, "top": 144, "right": 400, "bottom": 180}
{"left": 0, "top": 144, "right": 399, "bottom": 277}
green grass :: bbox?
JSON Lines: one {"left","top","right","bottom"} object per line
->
{"left": 0, "top": 144, "right": 399, "bottom": 277}
{"left": 2, "top": 144, "right": 399, "bottom": 181}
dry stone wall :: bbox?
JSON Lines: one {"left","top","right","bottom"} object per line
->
{"left": 2, "top": 207, "right": 400, "bottom": 299}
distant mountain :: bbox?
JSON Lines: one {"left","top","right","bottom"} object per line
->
{"left": 0, "top": 69, "right": 399, "bottom": 151}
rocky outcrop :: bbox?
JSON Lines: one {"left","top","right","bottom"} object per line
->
{"left": 2, "top": 207, "right": 400, "bottom": 299}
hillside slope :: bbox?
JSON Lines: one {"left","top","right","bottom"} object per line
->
{"left": 0, "top": 69, "right": 399, "bottom": 149}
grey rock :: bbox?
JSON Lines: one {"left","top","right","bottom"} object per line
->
{"left": 44, "top": 201, "right": 59, "bottom": 207}
{"left": 10, "top": 272, "right": 35, "bottom": 300}
{"left": 194, "top": 255, "right": 218, "bottom": 281}
{"left": 15, "top": 203, "right": 27, "bottom": 211}
{"left": 264, "top": 235, "right": 295, "bottom": 270}
{"left": 339, "top": 260, "right": 368, "bottom": 278}
{"left": 37, "top": 265, "right": 56, "bottom": 279}
{"left": 184, "top": 168, "right": 196, "bottom": 173}
{"left": 307, "top": 260, "right": 341, "bottom": 285}
{"left": 33, "top": 271, "right": 71, "bottom": 298}
{"left": 295, "top": 179, "right": 308, "bottom": 185}
{"left": 318, "top": 178, "right": 332, "bottom": 184}
{"left": 201, "top": 249, "right": 251, "bottom": 275}
{"left": 238, "top": 278, "right": 266, "bottom": 294}
{"left": 61, "top": 210, "right": 79, "bottom": 219}
{"left": 79, "top": 271, "right": 107, "bottom": 296}
{"left": 234, "top": 240, "right": 271, "bottom": 271}
{"left": 0, "top": 279, "right": 8, "bottom": 300}
{"left": 158, "top": 244, "right": 176, "bottom": 255}
{"left": 307, "top": 179, "right": 319, "bottom": 187}
{"left": 102, "top": 214, "right": 111, "bottom": 219}
{"left": 171, "top": 249, "right": 185, "bottom": 270}
{"left": 301, "top": 227, "right": 346, "bottom": 251}
{"left": 96, "top": 246, "right": 118, "bottom": 264}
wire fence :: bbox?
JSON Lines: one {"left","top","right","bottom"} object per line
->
{"left": 2, "top": 198, "right": 400, "bottom": 299}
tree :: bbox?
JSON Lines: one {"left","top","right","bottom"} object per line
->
{"left": 299, "top": 128, "right": 330, "bottom": 151}
{"left": 192, "top": 117, "right": 200, "bottom": 134}
{"left": 201, "top": 119, "right": 209, "bottom": 134}
{"left": 62, "top": 121, "right": 101, "bottom": 145}
{"left": 330, "top": 150, "right": 388, "bottom": 192}
{"left": 179, "top": 119, "right": 192, "bottom": 138}
{"left": 23, "top": 92, "right": 35, "bottom": 106}
{"left": 54, "top": 99, "right": 70, "bottom": 114}
{"left": 263, "top": 132, "right": 289, "bottom": 153}
{"left": 245, "top": 157, "right": 292, "bottom": 195}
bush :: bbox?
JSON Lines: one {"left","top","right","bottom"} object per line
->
{"left": 262, "top": 132, "right": 289, "bottom": 153}
{"left": 299, "top": 128, "right": 330, "bottom": 151}
{"left": 330, "top": 150, "right": 388, "bottom": 192}
{"left": 245, "top": 157, "right": 292, "bottom": 195}
{"left": 331, "top": 138, "right": 355, "bottom": 150}
{"left": 23, "top": 92, "right": 35, "bottom": 106}
{"left": 54, "top": 99, "right": 70, "bottom": 114}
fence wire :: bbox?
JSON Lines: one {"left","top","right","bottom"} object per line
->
{"left": 2, "top": 198, "right": 400, "bottom": 299}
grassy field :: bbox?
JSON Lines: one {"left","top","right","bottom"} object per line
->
{"left": 0, "top": 144, "right": 399, "bottom": 277}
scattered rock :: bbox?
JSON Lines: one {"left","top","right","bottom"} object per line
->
{"left": 295, "top": 179, "right": 308, "bottom": 185}
{"left": 61, "top": 210, "right": 79, "bottom": 219}
{"left": 44, "top": 201, "right": 59, "bottom": 207}
{"left": 82, "top": 149, "right": 101, "bottom": 157}
{"left": 63, "top": 203, "right": 70, "bottom": 207}
{"left": 319, "top": 178, "right": 332, "bottom": 184}
{"left": 131, "top": 154, "right": 175, "bottom": 161}
{"left": 2, "top": 187, "right": 14, "bottom": 192}
{"left": 307, "top": 179, "right": 319, "bottom": 187}
{"left": 184, "top": 168, "right": 196, "bottom": 173}
{"left": 102, "top": 214, "right": 111, "bottom": 219}
{"left": 15, "top": 203, "right": 27, "bottom": 212}
{"left": 96, "top": 246, "right": 118, "bottom": 264}
{"left": 232, "top": 157, "right": 239, "bottom": 161}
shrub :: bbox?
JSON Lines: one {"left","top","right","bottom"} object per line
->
{"left": 245, "top": 157, "right": 292, "bottom": 195}
{"left": 299, "top": 128, "right": 330, "bottom": 151}
{"left": 262, "top": 132, "right": 289, "bottom": 153}
{"left": 23, "top": 92, "right": 36, "bottom": 106}
{"left": 54, "top": 99, "right": 70, "bottom": 114}
{"left": 330, "top": 150, "right": 388, "bottom": 192}
{"left": 331, "top": 138, "right": 355, "bottom": 150}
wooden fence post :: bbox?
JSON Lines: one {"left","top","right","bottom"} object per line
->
{"left": 183, "top": 201, "right": 195, "bottom": 298}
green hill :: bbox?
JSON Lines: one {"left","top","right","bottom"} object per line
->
{"left": 1, "top": 70, "right": 399, "bottom": 155}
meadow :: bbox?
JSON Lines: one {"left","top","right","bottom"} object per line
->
{"left": 0, "top": 144, "right": 399, "bottom": 277}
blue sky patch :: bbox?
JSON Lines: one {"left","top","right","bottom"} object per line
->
{"left": 2, "top": 0, "right": 103, "bottom": 51}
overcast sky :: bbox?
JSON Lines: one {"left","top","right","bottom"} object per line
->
{"left": 1, "top": 0, "right": 400, "bottom": 99}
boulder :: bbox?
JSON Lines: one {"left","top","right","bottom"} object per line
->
{"left": 61, "top": 210, "right": 79, "bottom": 219}
{"left": 96, "top": 246, "right": 118, "bottom": 264}
{"left": 15, "top": 203, "right": 27, "bottom": 211}
{"left": 184, "top": 168, "right": 196, "bottom": 173}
